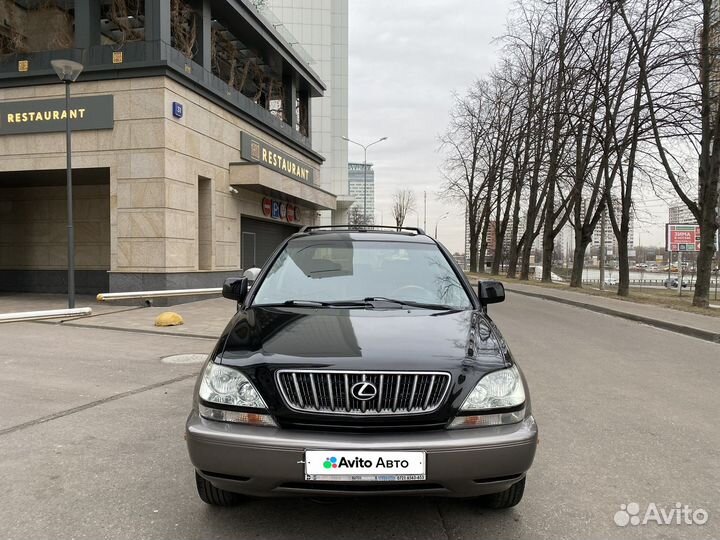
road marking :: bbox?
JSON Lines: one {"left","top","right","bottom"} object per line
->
{"left": 161, "top": 353, "right": 208, "bottom": 364}
{"left": 32, "top": 319, "right": 218, "bottom": 341}
{"left": 0, "top": 374, "right": 196, "bottom": 438}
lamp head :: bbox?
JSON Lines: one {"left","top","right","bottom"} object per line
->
{"left": 51, "top": 59, "right": 84, "bottom": 82}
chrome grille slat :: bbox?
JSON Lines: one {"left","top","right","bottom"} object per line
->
{"left": 309, "top": 373, "right": 320, "bottom": 410}
{"left": 291, "top": 373, "right": 304, "bottom": 408}
{"left": 276, "top": 370, "right": 451, "bottom": 416}
{"left": 408, "top": 375, "right": 419, "bottom": 411}
{"left": 326, "top": 373, "right": 335, "bottom": 411}
{"left": 424, "top": 375, "right": 436, "bottom": 410}
{"left": 393, "top": 376, "right": 401, "bottom": 412}
{"left": 344, "top": 374, "right": 350, "bottom": 412}
{"left": 377, "top": 374, "right": 384, "bottom": 413}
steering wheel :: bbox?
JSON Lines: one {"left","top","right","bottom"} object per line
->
{"left": 390, "top": 285, "right": 435, "bottom": 302}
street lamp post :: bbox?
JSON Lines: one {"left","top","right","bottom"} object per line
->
{"left": 343, "top": 136, "right": 387, "bottom": 224}
{"left": 51, "top": 59, "right": 84, "bottom": 309}
{"left": 435, "top": 212, "right": 449, "bottom": 239}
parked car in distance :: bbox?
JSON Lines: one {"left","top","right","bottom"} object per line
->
{"left": 663, "top": 278, "right": 688, "bottom": 289}
{"left": 185, "top": 225, "right": 538, "bottom": 509}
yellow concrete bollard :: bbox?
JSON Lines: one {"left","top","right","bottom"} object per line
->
{"left": 155, "top": 312, "right": 184, "bottom": 327}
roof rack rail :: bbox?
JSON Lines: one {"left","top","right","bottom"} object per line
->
{"left": 299, "top": 224, "right": 426, "bottom": 235}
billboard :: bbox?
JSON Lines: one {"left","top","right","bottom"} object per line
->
{"left": 666, "top": 224, "right": 718, "bottom": 252}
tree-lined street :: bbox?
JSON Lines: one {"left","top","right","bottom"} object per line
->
{"left": 1, "top": 294, "right": 717, "bottom": 540}
{"left": 440, "top": 0, "right": 720, "bottom": 308}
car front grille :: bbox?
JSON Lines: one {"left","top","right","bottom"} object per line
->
{"left": 276, "top": 370, "right": 451, "bottom": 416}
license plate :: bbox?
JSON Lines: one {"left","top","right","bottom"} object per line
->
{"left": 304, "top": 450, "right": 426, "bottom": 481}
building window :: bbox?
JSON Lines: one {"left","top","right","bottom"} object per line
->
{"left": 100, "top": 0, "right": 145, "bottom": 47}
{"left": 171, "top": 0, "right": 199, "bottom": 60}
{"left": 296, "top": 93, "right": 309, "bottom": 137}
{"left": 210, "top": 17, "right": 287, "bottom": 117}
{"left": 0, "top": 0, "right": 74, "bottom": 55}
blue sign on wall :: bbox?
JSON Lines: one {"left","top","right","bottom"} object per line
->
{"left": 272, "top": 201, "right": 281, "bottom": 219}
{"left": 172, "top": 102, "right": 183, "bottom": 119}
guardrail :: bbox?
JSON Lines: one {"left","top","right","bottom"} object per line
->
{"left": 0, "top": 307, "right": 92, "bottom": 324}
{"left": 96, "top": 288, "right": 222, "bottom": 302}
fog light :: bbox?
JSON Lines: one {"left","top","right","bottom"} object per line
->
{"left": 199, "top": 404, "right": 277, "bottom": 427}
{"left": 448, "top": 409, "right": 525, "bottom": 429}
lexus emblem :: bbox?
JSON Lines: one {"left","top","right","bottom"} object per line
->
{"left": 350, "top": 381, "right": 377, "bottom": 401}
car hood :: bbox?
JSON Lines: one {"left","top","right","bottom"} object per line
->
{"left": 217, "top": 306, "right": 509, "bottom": 371}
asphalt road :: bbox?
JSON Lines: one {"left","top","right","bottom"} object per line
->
{"left": 0, "top": 293, "right": 718, "bottom": 540}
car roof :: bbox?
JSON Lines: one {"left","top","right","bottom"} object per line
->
{"left": 289, "top": 230, "right": 437, "bottom": 244}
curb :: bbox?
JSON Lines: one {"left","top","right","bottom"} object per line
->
{"left": 505, "top": 287, "right": 720, "bottom": 345}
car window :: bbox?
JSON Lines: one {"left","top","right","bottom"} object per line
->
{"left": 252, "top": 240, "right": 472, "bottom": 309}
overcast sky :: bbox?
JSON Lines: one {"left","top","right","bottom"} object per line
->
{"left": 347, "top": 0, "right": 668, "bottom": 252}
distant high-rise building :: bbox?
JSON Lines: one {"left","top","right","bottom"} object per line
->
{"left": 348, "top": 162, "right": 375, "bottom": 222}
{"left": 591, "top": 200, "right": 635, "bottom": 254}
{"left": 261, "top": 0, "right": 352, "bottom": 223}
{"left": 669, "top": 203, "right": 697, "bottom": 225}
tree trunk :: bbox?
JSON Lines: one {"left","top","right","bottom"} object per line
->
{"left": 570, "top": 235, "right": 590, "bottom": 288}
{"left": 693, "top": 204, "right": 719, "bottom": 307}
{"left": 541, "top": 229, "right": 554, "bottom": 283}
{"left": 477, "top": 213, "right": 491, "bottom": 274}
{"left": 468, "top": 228, "right": 478, "bottom": 273}
{"left": 617, "top": 222, "right": 630, "bottom": 297}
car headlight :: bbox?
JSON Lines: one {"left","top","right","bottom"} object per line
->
{"left": 449, "top": 366, "right": 526, "bottom": 428}
{"left": 198, "top": 363, "right": 276, "bottom": 426}
{"left": 199, "top": 362, "right": 267, "bottom": 408}
{"left": 460, "top": 365, "right": 525, "bottom": 410}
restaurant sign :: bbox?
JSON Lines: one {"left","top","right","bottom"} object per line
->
{"left": 0, "top": 95, "right": 114, "bottom": 135}
{"left": 241, "top": 131, "right": 314, "bottom": 184}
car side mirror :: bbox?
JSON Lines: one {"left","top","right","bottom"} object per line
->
{"left": 222, "top": 277, "right": 248, "bottom": 303}
{"left": 478, "top": 281, "right": 505, "bottom": 306}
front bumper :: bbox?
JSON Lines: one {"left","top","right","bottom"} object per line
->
{"left": 186, "top": 411, "right": 538, "bottom": 498}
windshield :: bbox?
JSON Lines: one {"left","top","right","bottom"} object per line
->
{"left": 251, "top": 240, "right": 472, "bottom": 309}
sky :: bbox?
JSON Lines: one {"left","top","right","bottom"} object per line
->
{"left": 347, "top": 0, "right": 669, "bottom": 252}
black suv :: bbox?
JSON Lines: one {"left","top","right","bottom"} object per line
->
{"left": 186, "top": 226, "right": 537, "bottom": 507}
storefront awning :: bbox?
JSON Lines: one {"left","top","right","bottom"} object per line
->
{"left": 229, "top": 163, "right": 336, "bottom": 211}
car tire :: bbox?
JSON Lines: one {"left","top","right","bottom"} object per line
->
{"left": 195, "top": 471, "right": 244, "bottom": 506}
{"left": 481, "top": 477, "right": 526, "bottom": 509}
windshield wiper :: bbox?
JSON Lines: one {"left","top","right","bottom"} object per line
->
{"left": 255, "top": 299, "right": 455, "bottom": 310}
{"left": 361, "top": 297, "right": 454, "bottom": 310}
{"left": 253, "top": 300, "right": 331, "bottom": 307}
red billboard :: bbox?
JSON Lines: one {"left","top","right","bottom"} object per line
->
{"left": 665, "top": 224, "right": 718, "bottom": 252}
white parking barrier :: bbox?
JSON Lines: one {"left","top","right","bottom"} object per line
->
{"left": 0, "top": 307, "right": 92, "bottom": 323}
{"left": 96, "top": 288, "right": 222, "bottom": 302}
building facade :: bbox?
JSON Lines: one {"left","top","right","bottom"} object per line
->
{"left": 0, "top": 0, "right": 336, "bottom": 295}
{"left": 260, "top": 0, "right": 353, "bottom": 224}
{"left": 669, "top": 203, "right": 697, "bottom": 225}
{"left": 591, "top": 203, "right": 635, "bottom": 255}
{"left": 347, "top": 162, "right": 375, "bottom": 223}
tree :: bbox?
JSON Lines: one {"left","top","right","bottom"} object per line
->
{"left": 440, "top": 85, "right": 492, "bottom": 273}
{"left": 618, "top": 0, "right": 719, "bottom": 307}
{"left": 391, "top": 189, "right": 417, "bottom": 228}
{"left": 348, "top": 205, "right": 372, "bottom": 226}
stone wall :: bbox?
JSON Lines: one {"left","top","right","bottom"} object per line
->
{"left": 0, "top": 183, "right": 110, "bottom": 270}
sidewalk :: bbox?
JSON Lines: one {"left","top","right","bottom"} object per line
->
{"left": 474, "top": 280, "right": 720, "bottom": 344}
{"left": 0, "top": 293, "right": 233, "bottom": 339}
